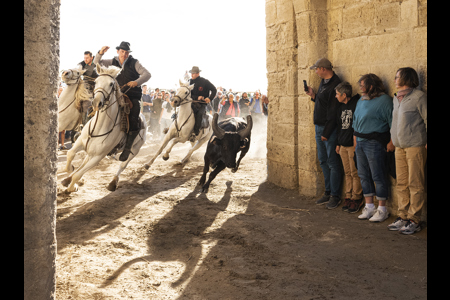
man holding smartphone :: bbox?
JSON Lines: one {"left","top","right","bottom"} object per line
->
{"left": 305, "top": 58, "right": 343, "bottom": 209}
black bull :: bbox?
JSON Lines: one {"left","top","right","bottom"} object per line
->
{"left": 197, "top": 113, "right": 253, "bottom": 193}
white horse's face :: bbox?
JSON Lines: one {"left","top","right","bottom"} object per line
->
{"left": 93, "top": 75, "right": 116, "bottom": 111}
{"left": 172, "top": 81, "right": 194, "bottom": 107}
{"left": 61, "top": 68, "right": 84, "bottom": 84}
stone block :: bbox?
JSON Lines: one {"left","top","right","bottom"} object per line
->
{"left": 401, "top": 0, "right": 418, "bottom": 28}
{"left": 342, "top": 3, "right": 375, "bottom": 39}
{"left": 276, "top": 0, "right": 295, "bottom": 24}
{"left": 265, "top": 0, "right": 277, "bottom": 27}
{"left": 328, "top": 8, "right": 343, "bottom": 42}
{"left": 298, "top": 169, "right": 324, "bottom": 197}
{"left": 374, "top": 2, "right": 401, "bottom": 34}
{"left": 413, "top": 27, "right": 427, "bottom": 60}
{"left": 367, "top": 31, "right": 413, "bottom": 65}
{"left": 266, "top": 50, "right": 277, "bottom": 73}
{"left": 267, "top": 141, "right": 297, "bottom": 166}
{"left": 332, "top": 36, "right": 369, "bottom": 67}
{"left": 269, "top": 123, "right": 297, "bottom": 145}
{"left": 268, "top": 160, "right": 299, "bottom": 189}
{"left": 296, "top": 12, "right": 311, "bottom": 43}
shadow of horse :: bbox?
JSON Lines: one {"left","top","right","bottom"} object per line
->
{"left": 56, "top": 169, "right": 193, "bottom": 253}
{"left": 100, "top": 181, "right": 233, "bottom": 288}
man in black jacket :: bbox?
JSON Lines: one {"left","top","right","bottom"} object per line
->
{"left": 305, "top": 58, "right": 343, "bottom": 209}
{"left": 188, "top": 66, "right": 217, "bottom": 137}
{"left": 94, "top": 41, "right": 151, "bottom": 161}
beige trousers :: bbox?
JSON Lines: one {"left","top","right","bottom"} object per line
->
{"left": 339, "top": 145, "right": 363, "bottom": 200}
{"left": 395, "top": 146, "right": 427, "bottom": 223}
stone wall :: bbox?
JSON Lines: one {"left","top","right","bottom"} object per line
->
{"left": 24, "top": 0, "right": 60, "bottom": 299}
{"left": 266, "top": 0, "right": 427, "bottom": 218}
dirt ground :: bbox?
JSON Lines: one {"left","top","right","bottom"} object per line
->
{"left": 55, "top": 128, "right": 427, "bottom": 300}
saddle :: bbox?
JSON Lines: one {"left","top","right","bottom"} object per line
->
{"left": 120, "top": 94, "right": 136, "bottom": 133}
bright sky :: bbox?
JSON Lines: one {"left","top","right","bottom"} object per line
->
{"left": 60, "top": 0, "right": 267, "bottom": 93}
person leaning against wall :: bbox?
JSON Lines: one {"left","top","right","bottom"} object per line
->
{"left": 387, "top": 67, "right": 427, "bottom": 235}
{"left": 305, "top": 58, "right": 343, "bottom": 210}
{"left": 334, "top": 81, "right": 363, "bottom": 214}
{"left": 353, "top": 73, "right": 394, "bottom": 223}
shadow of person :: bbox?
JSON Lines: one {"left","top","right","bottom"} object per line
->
{"left": 100, "top": 180, "right": 234, "bottom": 288}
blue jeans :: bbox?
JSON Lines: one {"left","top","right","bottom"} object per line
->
{"left": 355, "top": 139, "right": 389, "bottom": 200}
{"left": 315, "top": 125, "right": 343, "bottom": 197}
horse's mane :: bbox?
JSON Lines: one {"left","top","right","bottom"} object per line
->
{"left": 73, "top": 78, "right": 93, "bottom": 111}
{"left": 97, "top": 65, "right": 121, "bottom": 77}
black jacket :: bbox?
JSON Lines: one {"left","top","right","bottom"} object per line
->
{"left": 310, "top": 72, "right": 341, "bottom": 138}
{"left": 189, "top": 76, "right": 217, "bottom": 104}
{"left": 336, "top": 94, "right": 360, "bottom": 147}
{"left": 112, "top": 55, "right": 142, "bottom": 99}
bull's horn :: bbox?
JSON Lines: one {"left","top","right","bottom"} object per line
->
{"left": 212, "top": 113, "right": 225, "bottom": 139}
{"left": 238, "top": 115, "right": 253, "bottom": 140}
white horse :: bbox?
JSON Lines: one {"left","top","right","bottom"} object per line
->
{"left": 143, "top": 80, "right": 213, "bottom": 170}
{"left": 61, "top": 64, "right": 147, "bottom": 192}
{"left": 58, "top": 68, "right": 92, "bottom": 132}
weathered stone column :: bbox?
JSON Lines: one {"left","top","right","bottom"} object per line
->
{"left": 24, "top": 0, "right": 60, "bottom": 299}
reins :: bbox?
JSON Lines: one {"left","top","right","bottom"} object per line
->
{"left": 86, "top": 74, "right": 122, "bottom": 149}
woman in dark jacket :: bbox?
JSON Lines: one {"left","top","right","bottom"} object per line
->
{"left": 239, "top": 92, "right": 251, "bottom": 115}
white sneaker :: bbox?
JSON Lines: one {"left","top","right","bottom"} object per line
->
{"left": 399, "top": 220, "right": 421, "bottom": 235}
{"left": 369, "top": 209, "right": 389, "bottom": 223}
{"left": 358, "top": 206, "right": 376, "bottom": 220}
{"left": 387, "top": 217, "right": 408, "bottom": 231}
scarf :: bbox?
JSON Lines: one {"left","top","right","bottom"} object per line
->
{"left": 396, "top": 88, "right": 413, "bottom": 103}
{"left": 226, "top": 102, "right": 238, "bottom": 117}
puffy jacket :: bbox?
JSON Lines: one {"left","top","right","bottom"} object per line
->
{"left": 390, "top": 88, "right": 427, "bottom": 148}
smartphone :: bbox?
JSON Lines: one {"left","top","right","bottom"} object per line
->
{"left": 303, "top": 80, "right": 308, "bottom": 92}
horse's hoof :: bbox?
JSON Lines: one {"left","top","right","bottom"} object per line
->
{"left": 66, "top": 184, "right": 78, "bottom": 193}
{"left": 201, "top": 185, "right": 209, "bottom": 193}
{"left": 162, "top": 155, "right": 169, "bottom": 161}
{"left": 61, "top": 176, "right": 72, "bottom": 187}
{"left": 143, "top": 164, "right": 150, "bottom": 170}
{"left": 106, "top": 181, "right": 117, "bottom": 191}
{"left": 231, "top": 168, "right": 237, "bottom": 173}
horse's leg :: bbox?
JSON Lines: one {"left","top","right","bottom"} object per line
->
{"left": 180, "top": 135, "right": 209, "bottom": 165}
{"left": 61, "top": 151, "right": 90, "bottom": 187}
{"left": 64, "top": 137, "right": 84, "bottom": 173}
{"left": 107, "top": 137, "right": 144, "bottom": 191}
{"left": 162, "top": 136, "right": 183, "bottom": 161}
{"left": 66, "top": 154, "right": 103, "bottom": 193}
{"left": 143, "top": 131, "right": 174, "bottom": 170}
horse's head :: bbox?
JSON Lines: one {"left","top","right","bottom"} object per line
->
{"left": 61, "top": 68, "right": 85, "bottom": 85}
{"left": 172, "top": 79, "right": 194, "bottom": 107}
{"left": 92, "top": 64, "right": 121, "bottom": 111}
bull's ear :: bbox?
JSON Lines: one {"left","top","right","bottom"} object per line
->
{"left": 212, "top": 138, "right": 221, "bottom": 145}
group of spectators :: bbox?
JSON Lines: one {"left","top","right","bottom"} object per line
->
{"left": 140, "top": 85, "right": 269, "bottom": 140}
{"left": 305, "top": 58, "right": 427, "bottom": 235}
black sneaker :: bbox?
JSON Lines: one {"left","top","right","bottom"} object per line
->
{"left": 347, "top": 198, "right": 363, "bottom": 213}
{"left": 315, "top": 193, "right": 330, "bottom": 205}
{"left": 342, "top": 198, "right": 351, "bottom": 211}
{"left": 326, "top": 196, "right": 341, "bottom": 209}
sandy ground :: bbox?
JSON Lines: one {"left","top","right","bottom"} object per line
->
{"left": 55, "top": 127, "right": 427, "bottom": 300}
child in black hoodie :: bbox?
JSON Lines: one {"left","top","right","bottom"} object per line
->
{"left": 335, "top": 82, "right": 363, "bottom": 213}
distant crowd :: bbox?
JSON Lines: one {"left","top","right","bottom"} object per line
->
{"left": 140, "top": 85, "right": 269, "bottom": 140}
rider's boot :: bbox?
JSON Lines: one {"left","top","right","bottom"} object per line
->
{"left": 119, "top": 130, "right": 139, "bottom": 161}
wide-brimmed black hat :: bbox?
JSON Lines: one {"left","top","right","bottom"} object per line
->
{"left": 116, "top": 41, "right": 132, "bottom": 52}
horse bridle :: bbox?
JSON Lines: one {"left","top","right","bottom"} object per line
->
{"left": 93, "top": 74, "right": 117, "bottom": 109}
{"left": 172, "top": 86, "right": 192, "bottom": 107}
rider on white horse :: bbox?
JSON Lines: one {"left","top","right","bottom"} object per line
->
{"left": 93, "top": 41, "right": 151, "bottom": 161}
{"left": 187, "top": 66, "right": 216, "bottom": 140}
